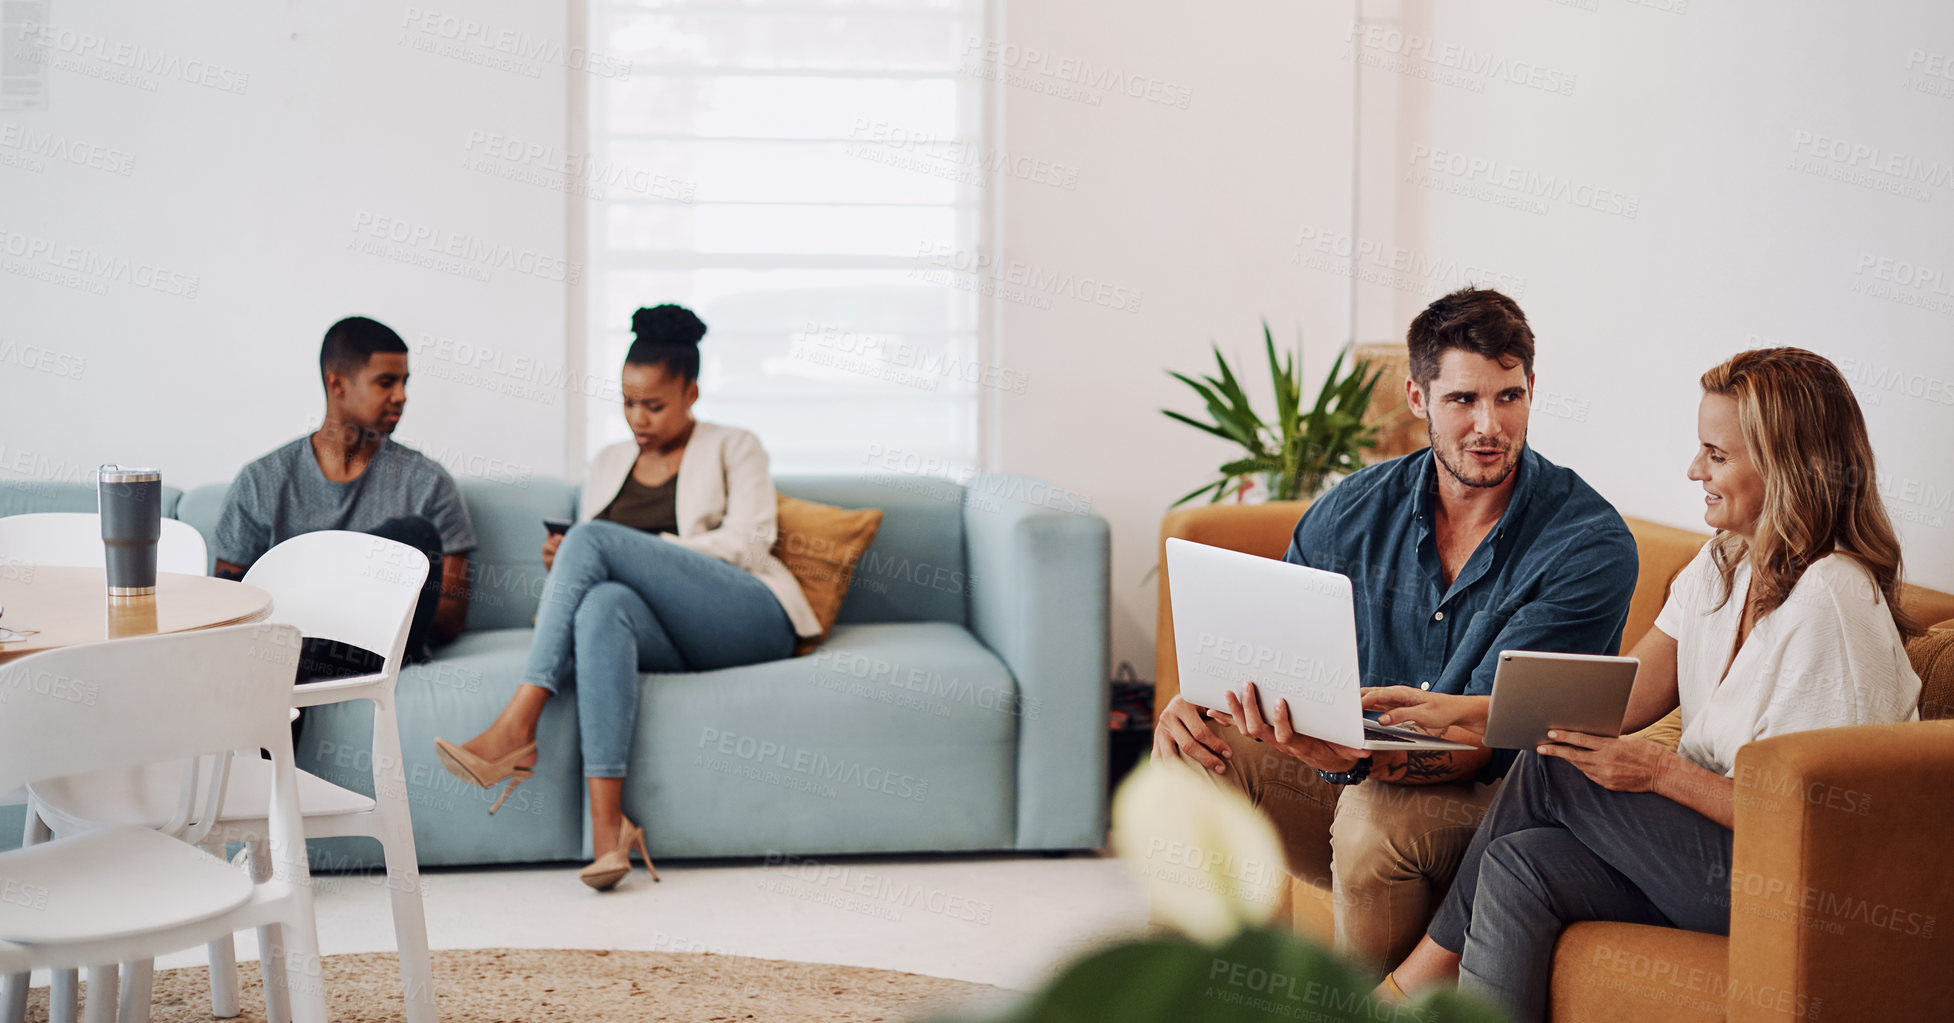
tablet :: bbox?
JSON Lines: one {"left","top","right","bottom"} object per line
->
{"left": 1483, "top": 650, "right": 1639, "bottom": 750}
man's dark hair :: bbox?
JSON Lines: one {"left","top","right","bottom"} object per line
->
{"left": 319, "top": 316, "right": 408, "bottom": 387}
{"left": 1405, "top": 287, "right": 1535, "bottom": 391}
{"left": 625, "top": 304, "right": 706, "bottom": 384}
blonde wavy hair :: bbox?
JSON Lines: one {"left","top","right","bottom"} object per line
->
{"left": 1700, "top": 348, "right": 1920, "bottom": 640}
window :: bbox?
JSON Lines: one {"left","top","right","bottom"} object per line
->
{"left": 584, "top": 0, "right": 991, "bottom": 473}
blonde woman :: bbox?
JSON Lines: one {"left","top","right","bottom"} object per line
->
{"left": 1368, "top": 348, "right": 1923, "bottom": 1021}
{"left": 434, "top": 305, "right": 822, "bottom": 890}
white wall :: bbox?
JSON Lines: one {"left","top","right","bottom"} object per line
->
{"left": 0, "top": 1, "right": 571, "bottom": 494}
{"left": 991, "top": 0, "right": 1359, "bottom": 672}
{"left": 8, "top": 1, "right": 1947, "bottom": 674}
{"left": 1386, "top": 0, "right": 1954, "bottom": 596}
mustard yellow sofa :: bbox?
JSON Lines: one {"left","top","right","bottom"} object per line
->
{"left": 1154, "top": 501, "right": 1954, "bottom": 1021}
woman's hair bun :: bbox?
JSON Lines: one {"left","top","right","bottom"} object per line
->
{"left": 631, "top": 304, "right": 707, "bottom": 347}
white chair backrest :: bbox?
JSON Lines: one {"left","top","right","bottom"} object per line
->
{"left": 0, "top": 623, "right": 303, "bottom": 795}
{"left": 244, "top": 531, "right": 428, "bottom": 667}
{"left": 0, "top": 512, "right": 208, "bottom": 575}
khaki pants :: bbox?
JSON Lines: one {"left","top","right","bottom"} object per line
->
{"left": 1171, "top": 725, "right": 1500, "bottom": 975}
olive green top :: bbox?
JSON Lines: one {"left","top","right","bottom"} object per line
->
{"left": 596, "top": 473, "right": 679, "bottom": 535}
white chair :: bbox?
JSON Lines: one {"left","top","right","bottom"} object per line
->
{"left": 0, "top": 624, "right": 327, "bottom": 1023}
{"left": 0, "top": 516, "right": 211, "bottom": 839}
{"left": 0, "top": 512, "right": 209, "bottom": 575}
{"left": 25, "top": 532, "right": 438, "bottom": 1023}
{"left": 0, "top": 510, "right": 217, "bottom": 1014}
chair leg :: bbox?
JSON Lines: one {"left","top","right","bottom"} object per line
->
{"left": 248, "top": 841, "right": 291, "bottom": 1023}
{"left": 115, "top": 961, "right": 153, "bottom": 1023}
{"left": 381, "top": 834, "right": 438, "bottom": 1023}
{"left": 80, "top": 964, "right": 117, "bottom": 1023}
{"left": 50, "top": 969, "right": 79, "bottom": 1023}
{"left": 201, "top": 841, "right": 241, "bottom": 1019}
{"left": 278, "top": 918, "right": 329, "bottom": 1023}
{"left": 206, "top": 935, "right": 241, "bottom": 1018}
{"left": 0, "top": 972, "right": 27, "bottom": 1023}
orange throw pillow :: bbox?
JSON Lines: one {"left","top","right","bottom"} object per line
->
{"left": 1908, "top": 626, "right": 1954, "bottom": 720}
{"left": 772, "top": 494, "right": 883, "bottom": 652}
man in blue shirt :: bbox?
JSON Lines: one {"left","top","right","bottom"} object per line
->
{"left": 1154, "top": 287, "right": 1637, "bottom": 975}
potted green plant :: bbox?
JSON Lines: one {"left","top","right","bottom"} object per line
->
{"left": 1164, "top": 325, "right": 1389, "bottom": 505}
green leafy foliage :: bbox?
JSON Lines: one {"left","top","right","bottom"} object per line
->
{"left": 925, "top": 927, "right": 1508, "bottom": 1023}
{"left": 1163, "top": 325, "right": 1389, "bottom": 505}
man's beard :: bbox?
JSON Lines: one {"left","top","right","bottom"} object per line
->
{"left": 1430, "top": 422, "right": 1521, "bottom": 489}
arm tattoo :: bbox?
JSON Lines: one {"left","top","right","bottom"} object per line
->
{"left": 1370, "top": 722, "right": 1484, "bottom": 784}
{"left": 1380, "top": 749, "right": 1463, "bottom": 783}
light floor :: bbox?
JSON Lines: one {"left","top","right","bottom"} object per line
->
{"left": 36, "top": 851, "right": 1150, "bottom": 996}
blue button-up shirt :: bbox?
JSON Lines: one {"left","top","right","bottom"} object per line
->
{"left": 1283, "top": 446, "right": 1638, "bottom": 779}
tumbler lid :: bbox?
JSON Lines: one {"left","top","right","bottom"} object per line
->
{"left": 97, "top": 464, "right": 161, "bottom": 484}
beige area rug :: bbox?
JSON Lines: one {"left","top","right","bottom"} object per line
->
{"left": 26, "top": 947, "right": 1007, "bottom": 1022}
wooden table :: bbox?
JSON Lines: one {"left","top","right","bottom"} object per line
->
{"left": 0, "top": 566, "right": 273, "bottom": 664}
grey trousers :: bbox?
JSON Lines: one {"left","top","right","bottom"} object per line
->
{"left": 1426, "top": 751, "right": 1734, "bottom": 1023}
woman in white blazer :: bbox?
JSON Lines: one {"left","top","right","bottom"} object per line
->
{"left": 434, "top": 305, "right": 820, "bottom": 890}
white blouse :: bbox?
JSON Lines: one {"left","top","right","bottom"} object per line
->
{"left": 1656, "top": 542, "right": 1920, "bottom": 777}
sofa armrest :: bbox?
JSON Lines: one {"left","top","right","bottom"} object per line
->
{"left": 1153, "top": 501, "right": 1310, "bottom": 714}
{"left": 1726, "top": 719, "right": 1954, "bottom": 1022}
{"left": 962, "top": 474, "right": 1110, "bottom": 850}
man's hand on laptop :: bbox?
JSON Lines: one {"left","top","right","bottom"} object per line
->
{"left": 1209, "top": 682, "right": 1366, "bottom": 773}
{"left": 1152, "top": 695, "right": 1235, "bottom": 774}
{"left": 1361, "top": 686, "right": 1490, "bottom": 744}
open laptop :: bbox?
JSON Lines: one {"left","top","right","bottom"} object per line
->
{"left": 1165, "top": 538, "right": 1473, "bottom": 751}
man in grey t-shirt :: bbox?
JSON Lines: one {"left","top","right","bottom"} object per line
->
{"left": 215, "top": 316, "right": 476, "bottom": 667}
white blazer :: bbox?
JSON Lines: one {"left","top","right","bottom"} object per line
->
{"left": 580, "top": 421, "right": 822, "bottom": 639}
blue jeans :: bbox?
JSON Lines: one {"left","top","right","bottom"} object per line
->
{"left": 521, "top": 520, "right": 795, "bottom": 777}
{"left": 1426, "top": 752, "right": 1733, "bottom": 1023}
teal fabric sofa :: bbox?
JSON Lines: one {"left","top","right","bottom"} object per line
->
{"left": 0, "top": 473, "right": 1111, "bottom": 867}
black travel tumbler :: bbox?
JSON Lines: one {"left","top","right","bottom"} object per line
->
{"left": 98, "top": 464, "right": 162, "bottom": 596}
